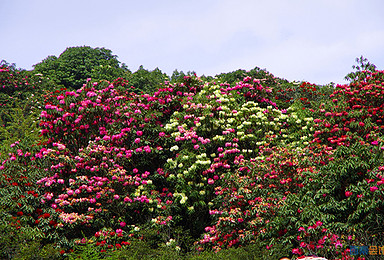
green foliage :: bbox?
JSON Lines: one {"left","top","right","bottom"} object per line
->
{"left": 127, "top": 66, "right": 168, "bottom": 94}
{"left": 33, "top": 46, "right": 130, "bottom": 89}
{"left": 0, "top": 60, "right": 54, "bottom": 151}
{"left": 170, "top": 69, "right": 200, "bottom": 83}
{"left": 0, "top": 216, "right": 61, "bottom": 260}
{"left": 67, "top": 238, "right": 280, "bottom": 260}
{"left": 0, "top": 100, "right": 40, "bottom": 149}
{"left": 345, "top": 55, "right": 377, "bottom": 83}
{"left": 215, "top": 67, "right": 278, "bottom": 87}
{"left": 68, "top": 243, "right": 108, "bottom": 260}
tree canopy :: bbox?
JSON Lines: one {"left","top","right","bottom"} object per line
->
{"left": 127, "top": 65, "right": 168, "bottom": 94}
{"left": 33, "top": 46, "right": 130, "bottom": 89}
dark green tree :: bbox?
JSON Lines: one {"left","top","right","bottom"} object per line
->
{"left": 128, "top": 66, "right": 168, "bottom": 94}
{"left": 33, "top": 46, "right": 130, "bottom": 89}
{"left": 170, "top": 69, "right": 203, "bottom": 83}
{"left": 170, "top": 69, "right": 186, "bottom": 83}
{"left": 345, "top": 56, "right": 377, "bottom": 83}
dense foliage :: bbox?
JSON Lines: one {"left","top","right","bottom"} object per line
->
{"left": 33, "top": 46, "right": 130, "bottom": 89}
{"left": 0, "top": 54, "right": 383, "bottom": 259}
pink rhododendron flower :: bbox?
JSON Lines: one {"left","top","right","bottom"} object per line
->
{"left": 292, "top": 248, "right": 303, "bottom": 255}
{"left": 144, "top": 146, "right": 151, "bottom": 153}
{"left": 370, "top": 186, "right": 378, "bottom": 192}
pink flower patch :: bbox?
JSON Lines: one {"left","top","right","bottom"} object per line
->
{"left": 370, "top": 186, "right": 378, "bottom": 192}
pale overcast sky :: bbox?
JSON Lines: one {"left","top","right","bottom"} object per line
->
{"left": 1, "top": 0, "right": 384, "bottom": 85}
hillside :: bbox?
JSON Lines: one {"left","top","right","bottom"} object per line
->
{"left": 0, "top": 54, "right": 383, "bottom": 259}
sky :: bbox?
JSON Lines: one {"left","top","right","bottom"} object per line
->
{"left": 1, "top": 0, "right": 384, "bottom": 85}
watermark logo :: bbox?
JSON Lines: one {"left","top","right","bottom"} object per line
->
{"left": 350, "top": 245, "right": 384, "bottom": 256}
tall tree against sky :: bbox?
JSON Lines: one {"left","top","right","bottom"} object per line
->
{"left": 33, "top": 46, "right": 130, "bottom": 89}
{"left": 127, "top": 65, "right": 168, "bottom": 94}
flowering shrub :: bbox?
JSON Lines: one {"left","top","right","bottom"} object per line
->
{"left": 32, "top": 77, "right": 199, "bottom": 247}
{"left": 263, "top": 68, "right": 384, "bottom": 259}
{"left": 0, "top": 61, "right": 36, "bottom": 95}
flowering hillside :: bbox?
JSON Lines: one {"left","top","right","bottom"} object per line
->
{"left": 0, "top": 58, "right": 383, "bottom": 259}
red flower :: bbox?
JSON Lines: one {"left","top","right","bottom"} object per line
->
{"left": 43, "top": 213, "right": 50, "bottom": 218}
